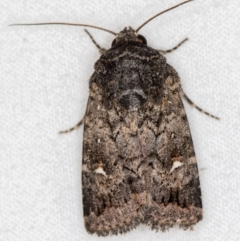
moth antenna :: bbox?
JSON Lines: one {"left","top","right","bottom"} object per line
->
{"left": 9, "top": 22, "right": 117, "bottom": 36}
{"left": 136, "top": 0, "right": 193, "bottom": 32}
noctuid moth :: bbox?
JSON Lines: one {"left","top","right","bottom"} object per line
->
{"left": 11, "top": 0, "right": 219, "bottom": 236}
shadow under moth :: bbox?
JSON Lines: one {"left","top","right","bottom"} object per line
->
{"left": 11, "top": 0, "right": 219, "bottom": 236}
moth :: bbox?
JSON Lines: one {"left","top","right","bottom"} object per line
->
{"left": 11, "top": 0, "right": 219, "bottom": 236}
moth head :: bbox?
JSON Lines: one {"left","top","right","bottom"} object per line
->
{"left": 10, "top": 0, "right": 193, "bottom": 51}
{"left": 111, "top": 26, "right": 147, "bottom": 47}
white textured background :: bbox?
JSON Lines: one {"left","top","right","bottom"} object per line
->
{"left": 0, "top": 0, "right": 239, "bottom": 240}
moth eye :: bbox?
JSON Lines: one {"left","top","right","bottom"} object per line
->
{"left": 111, "top": 39, "right": 116, "bottom": 46}
{"left": 138, "top": 35, "right": 147, "bottom": 45}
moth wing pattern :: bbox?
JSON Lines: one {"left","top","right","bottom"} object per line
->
{"left": 82, "top": 29, "right": 202, "bottom": 236}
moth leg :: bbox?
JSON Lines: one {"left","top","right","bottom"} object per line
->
{"left": 180, "top": 89, "right": 219, "bottom": 120}
{"left": 158, "top": 38, "right": 188, "bottom": 55}
{"left": 84, "top": 29, "right": 106, "bottom": 55}
{"left": 59, "top": 117, "right": 84, "bottom": 134}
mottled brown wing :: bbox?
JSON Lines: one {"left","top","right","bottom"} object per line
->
{"left": 82, "top": 58, "right": 202, "bottom": 236}
{"left": 144, "top": 64, "right": 202, "bottom": 230}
